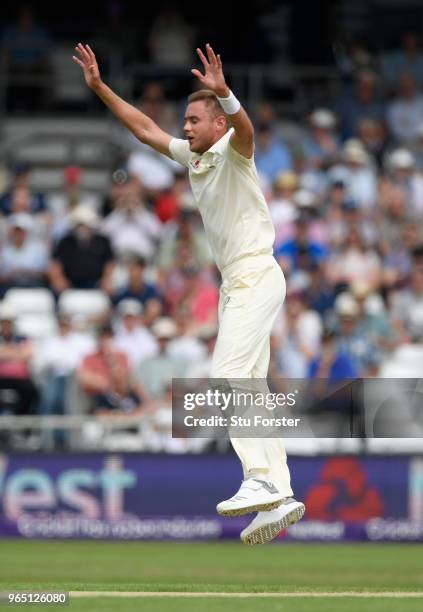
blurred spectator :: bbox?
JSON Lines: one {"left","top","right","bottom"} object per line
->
{"left": 36, "top": 313, "right": 95, "bottom": 421}
{"left": 386, "top": 74, "right": 423, "bottom": 144}
{"left": 101, "top": 178, "right": 162, "bottom": 259}
{"left": 148, "top": 8, "right": 195, "bottom": 67}
{"left": 309, "top": 328, "right": 359, "bottom": 379}
{"left": 0, "top": 163, "right": 47, "bottom": 217}
{"left": 335, "top": 71, "right": 384, "bottom": 140}
{"left": 167, "top": 306, "right": 207, "bottom": 363}
{"left": 302, "top": 109, "right": 339, "bottom": 171}
{"left": 154, "top": 175, "right": 190, "bottom": 223}
{"left": 112, "top": 299, "right": 158, "bottom": 369}
{"left": 166, "top": 264, "right": 218, "bottom": 332}
{"left": 78, "top": 324, "right": 146, "bottom": 415}
{"left": 186, "top": 324, "right": 218, "bottom": 378}
{"left": 268, "top": 171, "right": 299, "bottom": 246}
{"left": 307, "top": 263, "right": 336, "bottom": 317}
{"left": 276, "top": 286, "right": 322, "bottom": 378}
{"left": 49, "top": 205, "right": 115, "bottom": 294}
{"left": 156, "top": 201, "right": 212, "bottom": 272}
{"left": 49, "top": 166, "right": 100, "bottom": 241}
{"left": 381, "top": 148, "right": 423, "bottom": 219}
{"left": 381, "top": 32, "right": 423, "bottom": 92}
{"left": 0, "top": 5, "right": 50, "bottom": 111}
{"left": 326, "top": 225, "right": 382, "bottom": 292}
{"left": 135, "top": 317, "right": 187, "bottom": 399}
{"left": 329, "top": 140, "right": 378, "bottom": 211}
{"left": 356, "top": 118, "right": 387, "bottom": 169}
{"left": 0, "top": 213, "right": 49, "bottom": 296}
{"left": 275, "top": 199, "right": 329, "bottom": 274}
{"left": 112, "top": 255, "right": 163, "bottom": 324}
{"left": 332, "top": 292, "right": 380, "bottom": 376}
{"left": 390, "top": 264, "right": 423, "bottom": 344}
{"left": 0, "top": 303, "right": 37, "bottom": 415}
{"left": 254, "top": 122, "right": 293, "bottom": 183}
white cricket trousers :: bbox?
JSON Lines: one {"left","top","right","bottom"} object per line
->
{"left": 210, "top": 253, "right": 293, "bottom": 497}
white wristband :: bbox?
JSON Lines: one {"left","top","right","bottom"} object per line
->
{"left": 217, "top": 90, "right": 241, "bottom": 115}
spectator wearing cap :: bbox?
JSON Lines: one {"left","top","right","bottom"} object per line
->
{"left": 0, "top": 303, "right": 38, "bottom": 415}
{"left": 78, "top": 324, "right": 147, "bottom": 415}
{"left": 382, "top": 148, "right": 423, "bottom": 219}
{"left": 112, "top": 299, "right": 158, "bottom": 369}
{"left": 268, "top": 171, "right": 299, "bottom": 246}
{"left": 387, "top": 73, "right": 423, "bottom": 144}
{"left": 308, "top": 328, "right": 359, "bottom": 380}
{"left": 0, "top": 213, "right": 49, "bottom": 296}
{"left": 112, "top": 256, "right": 163, "bottom": 325}
{"left": 48, "top": 205, "right": 115, "bottom": 294}
{"left": 101, "top": 177, "right": 162, "bottom": 260}
{"left": 332, "top": 140, "right": 378, "bottom": 211}
{"left": 254, "top": 122, "right": 293, "bottom": 184}
{"left": 302, "top": 108, "right": 339, "bottom": 171}
{"left": 275, "top": 191, "right": 330, "bottom": 273}
{"left": 335, "top": 70, "right": 385, "bottom": 140}
{"left": 332, "top": 292, "right": 380, "bottom": 376}
{"left": 326, "top": 225, "right": 382, "bottom": 293}
{"left": 134, "top": 317, "right": 187, "bottom": 399}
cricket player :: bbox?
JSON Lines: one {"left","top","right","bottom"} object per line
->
{"left": 73, "top": 42, "right": 305, "bottom": 545}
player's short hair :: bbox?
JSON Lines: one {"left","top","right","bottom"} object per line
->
{"left": 187, "top": 89, "right": 226, "bottom": 121}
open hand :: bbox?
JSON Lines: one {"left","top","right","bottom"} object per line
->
{"left": 72, "top": 43, "right": 101, "bottom": 90}
{"left": 191, "top": 44, "right": 229, "bottom": 97}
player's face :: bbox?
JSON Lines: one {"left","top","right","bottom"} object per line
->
{"left": 184, "top": 101, "right": 222, "bottom": 154}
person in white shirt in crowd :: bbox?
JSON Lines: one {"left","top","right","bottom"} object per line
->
{"left": 101, "top": 176, "right": 162, "bottom": 260}
{"left": 0, "top": 213, "right": 49, "bottom": 297}
{"left": 386, "top": 73, "right": 423, "bottom": 145}
{"left": 166, "top": 304, "right": 208, "bottom": 364}
{"left": 36, "top": 313, "right": 95, "bottom": 445}
{"left": 111, "top": 299, "right": 158, "bottom": 370}
{"left": 328, "top": 140, "right": 378, "bottom": 212}
{"left": 381, "top": 148, "right": 423, "bottom": 219}
{"left": 186, "top": 324, "right": 218, "bottom": 378}
{"left": 134, "top": 317, "right": 187, "bottom": 400}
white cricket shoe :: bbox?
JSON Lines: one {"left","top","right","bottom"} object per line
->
{"left": 216, "top": 478, "right": 284, "bottom": 517}
{"left": 240, "top": 498, "right": 305, "bottom": 545}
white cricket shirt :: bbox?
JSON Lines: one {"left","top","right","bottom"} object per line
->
{"left": 169, "top": 128, "right": 275, "bottom": 272}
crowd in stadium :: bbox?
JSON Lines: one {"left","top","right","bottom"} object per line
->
{"left": 0, "top": 13, "right": 423, "bottom": 451}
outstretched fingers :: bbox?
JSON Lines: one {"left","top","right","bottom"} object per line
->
{"left": 75, "top": 43, "right": 90, "bottom": 64}
{"left": 196, "top": 47, "right": 209, "bottom": 70}
{"left": 205, "top": 43, "right": 218, "bottom": 66}
{"left": 72, "top": 55, "right": 84, "bottom": 68}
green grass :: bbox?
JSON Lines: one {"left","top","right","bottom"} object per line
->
{"left": 0, "top": 540, "right": 422, "bottom": 611}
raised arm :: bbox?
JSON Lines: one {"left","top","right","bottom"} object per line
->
{"left": 73, "top": 43, "right": 172, "bottom": 157}
{"left": 192, "top": 44, "right": 254, "bottom": 158}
